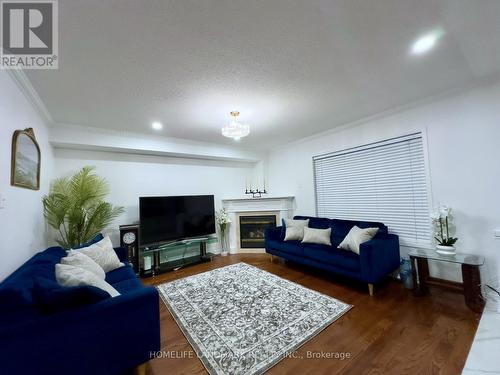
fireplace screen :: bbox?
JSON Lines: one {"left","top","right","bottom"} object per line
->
{"left": 239, "top": 215, "right": 277, "bottom": 248}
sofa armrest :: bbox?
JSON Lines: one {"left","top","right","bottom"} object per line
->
{"left": 114, "top": 246, "right": 128, "bottom": 262}
{"left": 0, "top": 286, "right": 161, "bottom": 375}
{"left": 265, "top": 226, "right": 283, "bottom": 242}
{"left": 359, "top": 234, "right": 400, "bottom": 283}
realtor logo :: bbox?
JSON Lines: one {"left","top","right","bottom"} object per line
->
{"left": 1, "top": 0, "right": 58, "bottom": 69}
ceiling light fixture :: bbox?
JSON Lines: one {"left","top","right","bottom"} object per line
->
{"left": 222, "top": 111, "right": 250, "bottom": 140}
{"left": 152, "top": 121, "right": 163, "bottom": 130}
{"left": 410, "top": 29, "right": 445, "bottom": 55}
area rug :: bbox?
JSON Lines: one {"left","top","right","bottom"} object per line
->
{"left": 157, "top": 262, "right": 352, "bottom": 375}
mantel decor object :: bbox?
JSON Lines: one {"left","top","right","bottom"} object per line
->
{"left": 245, "top": 178, "right": 268, "bottom": 198}
{"left": 11, "top": 128, "right": 41, "bottom": 190}
{"left": 245, "top": 188, "right": 267, "bottom": 199}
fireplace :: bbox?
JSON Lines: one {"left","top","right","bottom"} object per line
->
{"left": 222, "top": 197, "right": 294, "bottom": 253}
{"left": 239, "top": 215, "right": 277, "bottom": 249}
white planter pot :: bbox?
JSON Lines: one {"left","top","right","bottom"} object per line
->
{"left": 436, "top": 245, "right": 456, "bottom": 255}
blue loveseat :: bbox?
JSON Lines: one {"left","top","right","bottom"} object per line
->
{"left": 265, "top": 216, "right": 400, "bottom": 294}
{"left": 0, "top": 245, "right": 161, "bottom": 375}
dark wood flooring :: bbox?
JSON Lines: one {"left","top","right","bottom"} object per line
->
{"left": 141, "top": 254, "right": 480, "bottom": 375}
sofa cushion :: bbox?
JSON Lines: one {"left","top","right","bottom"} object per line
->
{"left": 295, "top": 216, "right": 389, "bottom": 241}
{"left": 267, "top": 239, "right": 305, "bottom": 257}
{"left": 75, "top": 236, "right": 124, "bottom": 273}
{"left": 62, "top": 250, "right": 106, "bottom": 280}
{"left": 33, "top": 277, "right": 109, "bottom": 314}
{"left": 294, "top": 216, "right": 331, "bottom": 230}
{"left": 302, "top": 227, "right": 332, "bottom": 246}
{"left": 112, "top": 277, "right": 143, "bottom": 294}
{"left": 0, "top": 301, "right": 38, "bottom": 326}
{"left": 56, "top": 264, "right": 120, "bottom": 297}
{"left": 338, "top": 226, "right": 379, "bottom": 254}
{"left": 105, "top": 265, "right": 137, "bottom": 285}
{"left": 0, "top": 247, "right": 66, "bottom": 308}
{"left": 330, "top": 219, "right": 356, "bottom": 239}
{"left": 359, "top": 221, "right": 388, "bottom": 238}
{"left": 73, "top": 233, "right": 104, "bottom": 249}
{"left": 303, "top": 244, "right": 361, "bottom": 271}
{"left": 281, "top": 218, "right": 310, "bottom": 240}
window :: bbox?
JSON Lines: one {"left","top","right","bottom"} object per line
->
{"left": 313, "top": 132, "right": 431, "bottom": 245}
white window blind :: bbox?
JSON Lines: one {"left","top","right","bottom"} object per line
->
{"left": 313, "top": 133, "right": 431, "bottom": 245}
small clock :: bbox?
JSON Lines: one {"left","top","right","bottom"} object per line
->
{"left": 119, "top": 224, "right": 139, "bottom": 274}
{"left": 123, "top": 231, "right": 136, "bottom": 245}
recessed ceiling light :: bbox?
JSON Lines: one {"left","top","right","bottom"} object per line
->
{"left": 151, "top": 121, "right": 163, "bottom": 130}
{"left": 410, "top": 29, "right": 445, "bottom": 56}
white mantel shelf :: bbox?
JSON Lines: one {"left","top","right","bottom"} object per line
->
{"left": 222, "top": 196, "right": 295, "bottom": 202}
{"left": 222, "top": 196, "right": 295, "bottom": 253}
{"left": 222, "top": 197, "right": 295, "bottom": 211}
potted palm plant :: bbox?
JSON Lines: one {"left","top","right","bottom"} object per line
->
{"left": 42, "top": 166, "right": 124, "bottom": 249}
{"left": 430, "top": 205, "right": 458, "bottom": 255}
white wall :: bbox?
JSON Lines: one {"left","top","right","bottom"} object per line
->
{"left": 53, "top": 149, "right": 256, "bottom": 247}
{"left": 268, "top": 80, "right": 500, "bottom": 282}
{"left": 0, "top": 71, "right": 54, "bottom": 281}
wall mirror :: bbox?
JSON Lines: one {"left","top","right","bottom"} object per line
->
{"left": 11, "top": 128, "right": 41, "bottom": 190}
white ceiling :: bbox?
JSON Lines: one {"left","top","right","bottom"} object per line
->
{"left": 26, "top": 0, "right": 500, "bottom": 149}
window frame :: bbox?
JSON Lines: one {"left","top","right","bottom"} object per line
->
{"left": 312, "top": 129, "right": 434, "bottom": 248}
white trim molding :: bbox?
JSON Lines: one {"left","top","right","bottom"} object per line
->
{"left": 6, "top": 69, "right": 53, "bottom": 125}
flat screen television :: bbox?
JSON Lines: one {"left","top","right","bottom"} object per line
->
{"left": 139, "top": 195, "right": 215, "bottom": 246}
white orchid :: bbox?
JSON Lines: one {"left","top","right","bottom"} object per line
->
{"left": 430, "top": 211, "right": 441, "bottom": 221}
{"left": 430, "top": 205, "right": 451, "bottom": 220}
{"left": 439, "top": 205, "right": 451, "bottom": 218}
{"left": 430, "top": 204, "right": 458, "bottom": 247}
{"left": 216, "top": 208, "right": 231, "bottom": 255}
{"left": 215, "top": 208, "right": 231, "bottom": 228}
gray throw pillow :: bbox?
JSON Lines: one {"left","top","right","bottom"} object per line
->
{"left": 338, "top": 226, "right": 379, "bottom": 254}
{"left": 301, "top": 227, "right": 332, "bottom": 246}
{"left": 283, "top": 218, "right": 309, "bottom": 241}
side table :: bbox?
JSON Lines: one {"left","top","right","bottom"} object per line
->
{"left": 409, "top": 248, "right": 485, "bottom": 312}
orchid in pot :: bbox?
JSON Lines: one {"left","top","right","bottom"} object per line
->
{"left": 216, "top": 208, "right": 231, "bottom": 256}
{"left": 430, "top": 205, "right": 458, "bottom": 255}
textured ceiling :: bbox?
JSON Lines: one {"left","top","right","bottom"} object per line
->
{"left": 26, "top": 0, "right": 500, "bottom": 149}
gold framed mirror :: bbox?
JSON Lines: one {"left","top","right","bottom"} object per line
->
{"left": 11, "top": 128, "right": 41, "bottom": 190}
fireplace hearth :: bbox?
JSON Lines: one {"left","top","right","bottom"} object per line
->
{"left": 239, "top": 215, "right": 277, "bottom": 249}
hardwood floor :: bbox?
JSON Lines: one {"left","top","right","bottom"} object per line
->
{"left": 141, "top": 254, "right": 480, "bottom": 375}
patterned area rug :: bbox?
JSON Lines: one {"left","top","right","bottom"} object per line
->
{"left": 157, "top": 262, "right": 352, "bottom": 375}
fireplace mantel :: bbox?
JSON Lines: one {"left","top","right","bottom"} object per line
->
{"left": 222, "top": 197, "right": 295, "bottom": 253}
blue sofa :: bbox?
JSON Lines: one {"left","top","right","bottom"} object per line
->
{"left": 265, "top": 216, "right": 400, "bottom": 294}
{"left": 0, "top": 245, "right": 161, "bottom": 375}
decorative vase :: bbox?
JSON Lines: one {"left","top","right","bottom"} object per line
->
{"left": 436, "top": 245, "right": 456, "bottom": 255}
{"left": 220, "top": 229, "right": 229, "bottom": 256}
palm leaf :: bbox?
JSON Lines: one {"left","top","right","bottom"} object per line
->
{"left": 42, "top": 166, "right": 124, "bottom": 248}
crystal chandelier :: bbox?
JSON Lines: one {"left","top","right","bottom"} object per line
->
{"left": 221, "top": 111, "right": 250, "bottom": 140}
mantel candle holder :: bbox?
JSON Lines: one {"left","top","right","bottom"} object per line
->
{"left": 245, "top": 189, "right": 267, "bottom": 198}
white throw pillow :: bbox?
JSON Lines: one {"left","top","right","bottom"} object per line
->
{"left": 284, "top": 218, "right": 309, "bottom": 229}
{"left": 55, "top": 264, "right": 120, "bottom": 297}
{"left": 74, "top": 236, "right": 123, "bottom": 273}
{"left": 338, "top": 226, "right": 379, "bottom": 254}
{"left": 61, "top": 250, "right": 106, "bottom": 280}
{"left": 302, "top": 227, "right": 332, "bottom": 246}
{"left": 283, "top": 218, "right": 309, "bottom": 241}
{"left": 284, "top": 226, "right": 304, "bottom": 241}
